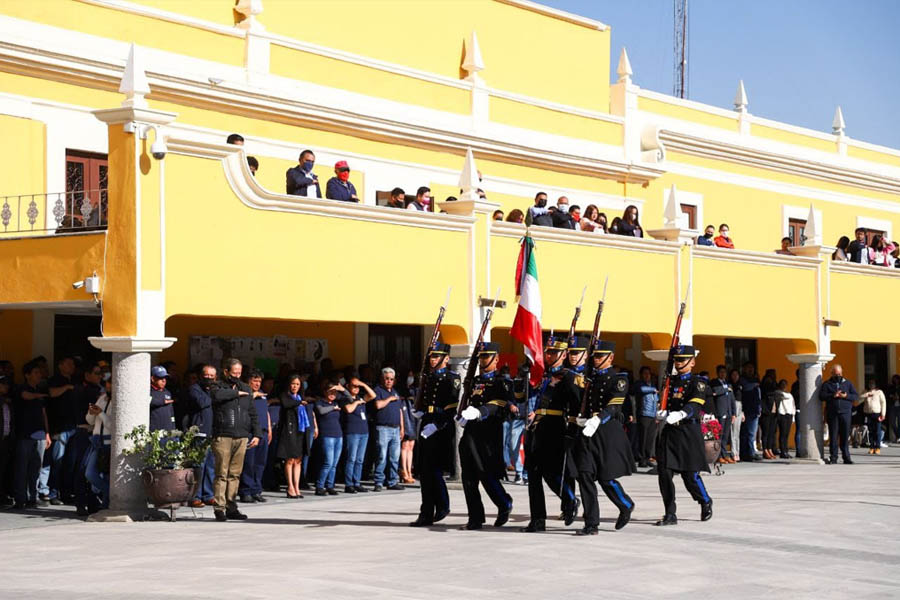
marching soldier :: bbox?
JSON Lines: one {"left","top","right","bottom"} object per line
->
{"left": 521, "top": 336, "right": 580, "bottom": 533}
{"left": 654, "top": 345, "right": 713, "bottom": 526}
{"left": 457, "top": 342, "right": 514, "bottom": 530}
{"left": 409, "top": 343, "right": 459, "bottom": 527}
{"left": 566, "top": 335, "right": 588, "bottom": 375}
{"left": 574, "top": 340, "right": 635, "bottom": 535}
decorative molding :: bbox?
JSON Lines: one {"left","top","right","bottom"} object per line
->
{"left": 75, "top": 0, "right": 245, "bottom": 38}
{"left": 693, "top": 246, "right": 821, "bottom": 269}
{"left": 493, "top": 0, "right": 609, "bottom": 30}
{"left": 88, "top": 336, "right": 176, "bottom": 353}
{"left": 830, "top": 261, "right": 900, "bottom": 279}
{"left": 786, "top": 353, "right": 835, "bottom": 365}
{"left": 490, "top": 221, "right": 680, "bottom": 256}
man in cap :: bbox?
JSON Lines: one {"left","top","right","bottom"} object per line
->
{"left": 325, "top": 160, "right": 359, "bottom": 202}
{"left": 574, "top": 340, "right": 636, "bottom": 535}
{"left": 457, "top": 342, "right": 514, "bottom": 530}
{"left": 149, "top": 365, "right": 175, "bottom": 432}
{"left": 409, "top": 342, "right": 459, "bottom": 527}
{"left": 654, "top": 345, "right": 713, "bottom": 526}
{"left": 521, "top": 336, "right": 580, "bottom": 532}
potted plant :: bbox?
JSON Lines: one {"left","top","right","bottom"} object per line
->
{"left": 700, "top": 413, "right": 723, "bottom": 465}
{"left": 124, "top": 425, "right": 210, "bottom": 520}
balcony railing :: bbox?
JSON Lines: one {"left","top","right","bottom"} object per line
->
{"left": 0, "top": 189, "right": 107, "bottom": 236}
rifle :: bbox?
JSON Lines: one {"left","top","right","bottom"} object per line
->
{"left": 579, "top": 277, "right": 608, "bottom": 417}
{"left": 567, "top": 286, "right": 587, "bottom": 344}
{"left": 414, "top": 288, "right": 451, "bottom": 412}
{"left": 457, "top": 289, "right": 500, "bottom": 416}
{"left": 659, "top": 284, "right": 691, "bottom": 412}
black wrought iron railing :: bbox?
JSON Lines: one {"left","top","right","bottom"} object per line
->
{"left": 0, "top": 189, "right": 107, "bottom": 236}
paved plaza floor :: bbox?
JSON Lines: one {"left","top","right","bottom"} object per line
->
{"left": 1, "top": 446, "right": 898, "bottom": 599}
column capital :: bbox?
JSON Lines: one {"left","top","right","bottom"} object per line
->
{"left": 437, "top": 198, "right": 501, "bottom": 217}
{"left": 93, "top": 106, "right": 178, "bottom": 128}
{"left": 786, "top": 353, "right": 835, "bottom": 365}
{"left": 643, "top": 348, "right": 700, "bottom": 362}
{"left": 788, "top": 245, "right": 835, "bottom": 259}
{"left": 88, "top": 336, "right": 176, "bottom": 353}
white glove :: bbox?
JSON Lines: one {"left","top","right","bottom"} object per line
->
{"left": 666, "top": 410, "right": 687, "bottom": 425}
{"left": 582, "top": 416, "right": 601, "bottom": 437}
{"left": 461, "top": 406, "right": 481, "bottom": 421}
{"left": 421, "top": 423, "right": 438, "bottom": 438}
{"left": 412, "top": 410, "right": 424, "bottom": 419}
{"left": 575, "top": 417, "right": 587, "bottom": 427}
{"left": 454, "top": 415, "right": 467, "bottom": 427}
{"left": 656, "top": 410, "right": 668, "bottom": 422}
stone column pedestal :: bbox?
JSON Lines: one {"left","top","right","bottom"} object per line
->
{"left": 787, "top": 353, "right": 834, "bottom": 464}
{"left": 87, "top": 336, "right": 176, "bottom": 521}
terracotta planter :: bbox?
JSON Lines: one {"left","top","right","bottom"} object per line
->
{"left": 704, "top": 439, "right": 721, "bottom": 464}
{"left": 141, "top": 468, "right": 199, "bottom": 509}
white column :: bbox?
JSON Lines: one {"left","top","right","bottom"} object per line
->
{"left": 787, "top": 353, "right": 834, "bottom": 463}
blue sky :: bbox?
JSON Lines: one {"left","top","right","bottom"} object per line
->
{"left": 543, "top": 0, "right": 900, "bottom": 149}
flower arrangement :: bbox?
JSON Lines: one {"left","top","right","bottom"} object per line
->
{"left": 700, "top": 413, "right": 723, "bottom": 441}
{"left": 123, "top": 425, "right": 210, "bottom": 470}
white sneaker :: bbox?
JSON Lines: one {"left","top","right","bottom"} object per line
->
{"left": 881, "top": 442, "right": 889, "bottom": 448}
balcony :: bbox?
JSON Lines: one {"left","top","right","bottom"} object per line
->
{"left": 0, "top": 189, "right": 107, "bottom": 237}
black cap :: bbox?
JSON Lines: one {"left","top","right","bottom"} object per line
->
{"left": 429, "top": 343, "right": 451, "bottom": 356}
{"left": 479, "top": 342, "right": 501, "bottom": 355}
{"left": 568, "top": 335, "right": 591, "bottom": 351}
{"left": 592, "top": 340, "right": 616, "bottom": 355}
{"left": 670, "top": 345, "right": 695, "bottom": 359}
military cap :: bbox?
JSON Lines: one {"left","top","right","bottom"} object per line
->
{"left": 670, "top": 344, "right": 696, "bottom": 359}
{"left": 479, "top": 342, "right": 501, "bottom": 355}
{"left": 568, "top": 335, "right": 591, "bottom": 352}
{"left": 591, "top": 340, "right": 616, "bottom": 355}
{"left": 428, "top": 343, "right": 451, "bottom": 355}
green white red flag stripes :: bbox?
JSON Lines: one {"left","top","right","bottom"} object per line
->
{"left": 510, "top": 234, "right": 543, "bottom": 386}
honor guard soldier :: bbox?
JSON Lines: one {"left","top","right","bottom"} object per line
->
{"left": 457, "top": 342, "right": 514, "bottom": 530}
{"left": 521, "top": 336, "right": 580, "bottom": 533}
{"left": 654, "top": 345, "right": 713, "bottom": 526}
{"left": 575, "top": 340, "right": 636, "bottom": 535}
{"left": 409, "top": 343, "right": 459, "bottom": 527}
{"left": 566, "top": 335, "right": 588, "bottom": 375}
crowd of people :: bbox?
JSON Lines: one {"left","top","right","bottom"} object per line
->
{"left": 832, "top": 228, "right": 900, "bottom": 267}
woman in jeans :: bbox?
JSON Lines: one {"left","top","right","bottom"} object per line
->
{"left": 341, "top": 376, "right": 375, "bottom": 493}
{"left": 314, "top": 384, "right": 344, "bottom": 495}
{"left": 277, "top": 375, "right": 311, "bottom": 499}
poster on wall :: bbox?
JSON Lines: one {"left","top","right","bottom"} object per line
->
{"left": 189, "top": 335, "right": 329, "bottom": 376}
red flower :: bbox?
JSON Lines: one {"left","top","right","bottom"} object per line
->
{"left": 700, "top": 413, "right": 722, "bottom": 440}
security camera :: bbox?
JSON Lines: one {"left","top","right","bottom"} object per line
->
{"left": 72, "top": 280, "right": 85, "bottom": 290}
{"left": 151, "top": 137, "right": 167, "bottom": 160}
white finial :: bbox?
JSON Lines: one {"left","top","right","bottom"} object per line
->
{"left": 462, "top": 31, "right": 485, "bottom": 78}
{"left": 617, "top": 47, "right": 633, "bottom": 84}
{"left": 120, "top": 43, "right": 151, "bottom": 109}
{"left": 458, "top": 148, "right": 480, "bottom": 201}
{"left": 832, "top": 106, "right": 845, "bottom": 135}
{"left": 803, "top": 204, "right": 821, "bottom": 246}
{"left": 234, "top": 0, "right": 265, "bottom": 31}
{"left": 733, "top": 80, "right": 748, "bottom": 112}
{"left": 663, "top": 184, "right": 681, "bottom": 228}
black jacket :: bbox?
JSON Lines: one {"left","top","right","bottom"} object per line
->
{"left": 285, "top": 165, "right": 322, "bottom": 198}
{"left": 210, "top": 377, "right": 262, "bottom": 439}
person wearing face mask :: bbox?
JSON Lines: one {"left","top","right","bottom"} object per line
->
{"left": 285, "top": 149, "right": 322, "bottom": 198}
{"left": 325, "top": 160, "right": 359, "bottom": 202}
{"left": 188, "top": 364, "right": 217, "bottom": 508}
{"left": 276, "top": 374, "right": 311, "bottom": 499}
{"left": 527, "top": 191, "right": 553, "bottom": 227}
{"left": 551, "top": 196, "right": 576, "bottom": 230}
{"left": 819, "top": 364, "right": 859, "bottom": 465}
{"left": 406, "top": 186, "right": 432, "bottom": 211}
{"left": 696, "top": 225, "right": 715, "bottom": 246}
{"left": 399, "top": 370, "right": 420, "bottom": 485}
{"left": 713, "top": 223, "right": 735, "bottom": 249}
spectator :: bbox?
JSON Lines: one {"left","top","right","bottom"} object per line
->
{"left": 399, "top": 370, "right": 419, "bottom": 484}
{"left": 341, "top": 376, "right": 375, "bottom": 493}
{"left": 0, "top": 375, "right": 13, "bottom": 506}
{"left": 503, "top": 364, "right": 529, "bottom": 484}
{"left": 608, "top": 216, "right": 622, "bottom": 234}
{"left": 13, "top": 361, "right": 51, "bottom": 509}
{"left": 713, "top": 224, "right": 734, "bottom": 249}
{"left": 775, "top": 379, "right": 795, "bottom": 459}
{"left": 848, "top": 228, "right": 869, "bottom": 264}
{"left": 79, "top": 373, "right": 111, "bottom": 515}
{"left": 832, "top": 236, "right": 850, "bottom": 261}
{"left": 247, "top": 156, "right": 259, "bottom": 176}
{"left": 527, "top": 192, "right": 553, "bottom": 227}
{"left": 386, "top": 187, "right": 405, "bottom": 209}
{"left": 314, "top": 384, "right": 344, "bottom": 495}
{"left": 634, "top": 366, "right": 659, "bottom": 468}
{"left": 887, "top": 374, "right": 900, "bottom": 444}
{"left": 776, "top": 237, "right": 794, "bottom": 255}
{"left": 239, "top": 370, "right": 272, "bottom": 503}
{"left": 372, "top": 367, "right": 404, "bottom": 491}
{"left": 819, "top": 364, "right": 858, "bottom": 464}
{"left": 226, "top": 133, "right": 244, "bottom": 146}
{"left": 860, "top": 380, "right": 886, "bottom": 454}
{"left": 149, "top": 365, "right": 175, "bottom": 432}
{"left": 44, "top": 355, "right": 78, "bottom": 504}
{"left": 64, "top": 362, "right": 102, "bottom": 505}
{"left": 891, "top": 244, "right": 900, "bottom": 268}
{"left": 325, "top": 160, "right": 359, "bottom": 203}
{"left": 867, "top": 235, "right": 895, "bottom": 266}
{"left": 187, "top": 365, "right": 216, "bottom": 508}
{"left": 406, "top": 186, "right": 431, "bottom": 211}
{"left": 728, "top": 368, "right": 743, "bottom": 462}
{"left": 276, "top": 374, "right": 311, "bottom": 498}
{"left": 760, "top": 369, "right": 778, "bottom": 460}
{"left": 286, "top": 149, "right": 321, "bottom": 198}
{"left": 551, "top": 196, "right": 576, "bottom": 229}
{"left": 209, "top": 358, "right": 261, "bottom": 521}
{"left": 710, "top": 365, "right": 736, "bottom": 464}
{"left": 580, "top": 205, "right": 606, "bottom": 233}
{"left": 616, "top": 205, "right": 643, "bottom": 237}
{"left": 696, "top": 225, "right": 715, "bottom": 246}
{"left": 0, "top": 360, "right": 14, "bottom": 386}
{"left": 492, "top": 210, "right": 504, "bottom": 221}
{"left": 505, "top": 209, "right": 525, "bottom": 224}
{"left": 739, "top": 362, "right": 763, "bottom": 462}
{"left": 568, "top": 204, "right": 581, "bottom": 223}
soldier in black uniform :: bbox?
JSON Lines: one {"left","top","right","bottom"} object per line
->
{"left": 409, "top": 343, "right": 460, "bottom": 527}
{"left": 654, "top": 345, "right": 713, "bottom": 526}
{"left": 574, "top": 340, "right": 636, "bottom": 535}
{"left": 521, "top": 337, "right": 580, "bottom": 533}
{"left": 457, "top": 342, "right": 514, "bottom": 530}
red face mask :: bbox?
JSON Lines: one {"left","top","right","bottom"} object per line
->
{"left": 338, "top": 171, "right": 350, "bottom": 182}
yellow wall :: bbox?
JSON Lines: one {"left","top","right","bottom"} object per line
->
{"left": 0, "top": 115, "right": 45, "bottom": 205}
{"left": 638, "top": 97, "right": 737, "bottom": 131}
{"left": 831, "top": 272, "right": 900, "bottom": 344}
{"left": 489, "top": 97, "right": 622, "bottom": 143}
{"left": 847, "top": 145, "right": 900, "bottom": 169}
{"left": 0, "top": 310, "right": 34, "bottom": 371}
{"left": 751, "top": 124, "right": 836, "bottom": 154}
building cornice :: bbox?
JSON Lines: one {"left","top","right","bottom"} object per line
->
{"left": 693, "top": 246, "right": 821, "bottom": 270}
{"left": 490, "top": 222, "right": 681, "bottom": 256}
{"left": 494, "top": 0, "right": 609, "bottom": 30}
{"left": 830, "top": 262, "right": 900, "bottom": 279}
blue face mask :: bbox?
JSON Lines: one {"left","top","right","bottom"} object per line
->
{"left": 302, "top": 160, "right": 314, "bottom": 172}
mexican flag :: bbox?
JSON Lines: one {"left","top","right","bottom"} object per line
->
{"left": 510, "top": 234, "right": 543, "bottom": 386}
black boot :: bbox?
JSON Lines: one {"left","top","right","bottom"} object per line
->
{"left": 521, "top": 519, "right": 546, "bottom": 532}
{"left": 563, "top": 498, "right": 580, "bottom": 526}
{"left": 433, "top": 508, "right": 450, "bottom": 523}
{"left": 225, "top": 509, "right": 248, "bottom": 520}
{"left": 701, "top": 500, "right": 713, "bottom": 522}
{"left": 575, "top": 524, "right": 599, "bottom": 536}
{"left": 494, "top": 498, "right": 512, "bottom": 527}
{"left": 615, "top": 506, "right": 633, "bottom": 530}
{"left": 655, "top": 514, "right": 678, "bottom": 526}
{"left": 409, "top": 515, "right": 433, "bottom": 527}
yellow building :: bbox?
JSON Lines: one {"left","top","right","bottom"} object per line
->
{"left": 1, "top": 0, "right": 899, "bottom": 516}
